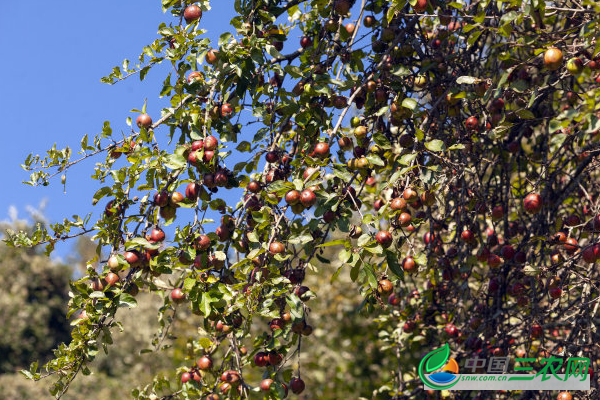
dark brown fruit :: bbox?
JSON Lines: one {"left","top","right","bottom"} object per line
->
{"left": 285, "top": 190, "right": 301, "bottom": 205}
{"left": 376, "top": 230, "right": 393, "bottom": 248}
{"left": 403, "top": 256, "right": 417, "bottom": 272}
{"left": 136, "top": 114, "right": 152, "bottom": 129}
{"left": 184, "top": 5, "right": 202, "bottom": 23}
{"left": 206, "top": 50, "right": 219, "bottom": 65}
{"left": 523, "top": 193, "right": 543, "bottom": 214}
{"left": 185, "top": 182, "right": 199, "bottom": 200}
{"left": 290, "top": 377, "right": 305, "bottom": 394}
{"left": 124, "top": 250, "right": 141, "bottom": 267}
{"left": 300, "top": 189, "right": 317, "bottom": 207}
{"left": 377, "top": 279, "right": 394, "bottom": 295}
{"left": 150, "top": 227, "right": 165, "bottom": 242}
{"left": 247, "top": 180, "right": 261, "bottom": 193}
{"left": 196, "top": 234, "right": 211, "bottom": 251}
{"left": 204, "top": 135, "right": 218, "bottom": 151}
{"left": 300, "top": 36, "right": 313, "bottom": 48}
{"left": 269, "top": 241, "right": 285, "bottom": 255}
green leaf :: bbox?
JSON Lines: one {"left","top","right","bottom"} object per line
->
{"left": 200, "top": 292, "right": 214, "bottom": 316}
{"left": 118, "top": 293, "right": 138, "bottom": 308}
{"left": 184, "top": 277, "right": 197, "bottom": 291}
{"left": 164, "top": 153, "right": 186, "bottom": 170}
{"left": 330, "top": 266, "right": 344, "bottom": 283}
{"left": 522, "top": 265, "right": 540, "bottom": 276}
{"left": 236, "top": 141, "right": 252, "bottom": 152}
{"left": 284, "top": 65, "right": 303, "bottom": 78}
{"left": 125, "top": 237, "right": 160, "bottom": 250}
{"left": 456, "top": 76, "right": 478, "bottom": 84}
{"left": 333, "top": 164, "right": 353, "bottom": 182}
{"left": 198, "top": 337, "right": 213, "bottom": 349}
{"left": 467, "top": 30, "right": 482, "bottom": 47}
{"left": 363, "top": 263, "right": 378, "bottom": 288}
{"left": 366, "top": 154, "right": 385, "bottom": 166}
{"left": 218, "top": 32, "right": 233, "bottom": 46}
{"left": 285, "top": 293, "right": 303, "bottom": 319}
{"left": 402, "top": 98, "right": 418, "bottom": 110}
{"left": 550, "top": 133, "right": 567, "bottom": 148}
{"left": 372, "top": 130, "right": 391, "bottom": 148}
{"left": 317, "top": 239, "right": 347, "bottom": 248}
{"left": 288, "top": 233, "right": 313, "bottom": 245}
{"left": 425, "top": 139, "right": 445, "bottom": 152}
{"left": 586, "top": 115, "right": 600, "bottom": 133}
{"left": 517, "top": 109, "right": 535, "bottom": 119}
{"left": 357, "top": 234, "right": 372, "bottom": 247}
{"left": 398, "top": 153, "right": 418, "bottom": 166}
{"left": 93, "top": 187, "right": 112, "bottom": 203}
{"left": 339, "top": 249, "right": 352, "bottom": 263}
{"left": 386, "top": 252, "right": 404, "bottom": 279}
{"left": 389, "top": 168, "right": 405, "bottom": 185}
{"left": 376, "top": 105, "right": 390, "bottom": 116}
{"left": 20, "top": 370, "right": 34, "bottom": 380}
{"left": 350, "top": 263, "right": 360, "bottom": 281}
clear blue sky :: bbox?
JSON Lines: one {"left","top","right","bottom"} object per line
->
{"left": 0, "top": 1, "right": 234, "bottom": 258}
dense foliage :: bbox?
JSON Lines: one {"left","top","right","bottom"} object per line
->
{"left": 7, "top": 0, "right": 600, "bottom": 399}
{"left": 0, "top": 235, "right": 71, "bottom": 374}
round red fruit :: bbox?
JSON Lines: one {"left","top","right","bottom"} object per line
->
{"left": 265, "top": 151, "right": 279, "bottom": 163}
{"left": 185, "top": 182, "right": 199, "bottom": 200}
{"left": 300, "top": 36, "right": 313, "bottom": 48}
{"left": 247, "top": 180, "right": 261, "bottom": 193}
{"left": 290, "top": 377, "right": 305, "bottom": 394}
{"left": 285, "top": 190, "right": 300, "bottom": 205}
{"left": 544, "top": 47, "right": 563, "bottom": 70}
{"left": 124, "top": 250, "right": 141, "bottom": 267}
{"left": 530, "top": 324, "right": 543, "bottom": 339}
{"left": 582, "top": 246, "right": 597, "bottom": 263}
{"left": 376, "top": 230, "right": 393, "bottom": 248}
{"left": 105, "top": 272, "right": 119, "bottom": 286}
{"left": 196, "top": 234, "right": 211, "bottom": 251}
{"left": 197, "top": 355, "right": 213, "bottom": 370}
{"left": 260, "top": 379, "right": 274, "bottom": 391}
{"left": 500, "top": 245, "right": 515, "bottom": 260}
{"left": 461, "top": 229, "right": 475, "bottom": 243}
{"left": 549, "top": 287, "right": 562, "bottom": 299}
{"left": 254, "top": 351, "right": 268, "bottom": 367}
{"left": 171, "top": 288, "right": 185, "bottom": 303}
{"left": 377, "top": 278, "right": 394, "bottom": 295}
{"left": 402, "top": 256, "right": 417, "bottom": 272}
{"left": 557, "top": 392, "right": 572, "bottom": 400}
{"left": 184, "top": 5, "right": 202, "bottom": 23}
{"left": 150, "top": 227, "right": 165, "bottom": 242}
{"left": 136, "top": 114, "right": 152, "bottom": 129}
{"left": 204, "top": 135, "right": 218, "bottom": 151}
{"left": 220, "top": 103, "right": 233, "bottom": 117}
{"left": 465, "top": 116, "right": 479, "bottom": 130}
{"left": 563, "top": 238, "right": 578, "bottom": 254}
{"left": 523, "top": 193, "right": 543, "bottom": 214}
{"left": 300, "top": 189, "right": 317, "bottom": 208}
{"left": 269, "top": 241, "right": 285, "bottom": 255}
{"left": 313, "top": 142, "right": 330, "bottom": 157}
{"left": 445, "top": 324, "right": 458, "bottom": 337}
